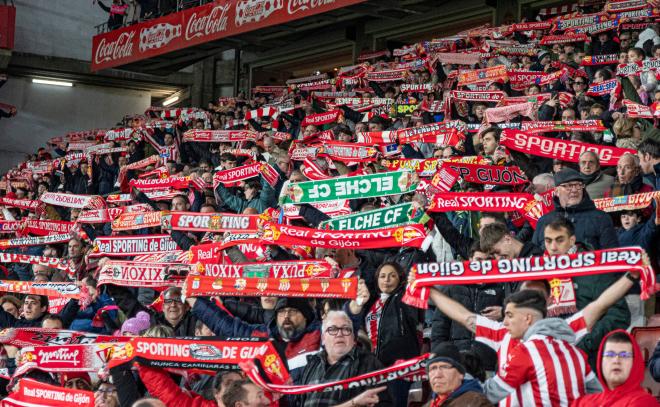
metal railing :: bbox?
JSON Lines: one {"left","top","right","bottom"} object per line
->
{"left": 94, "top": 0, "right": 212, "bottom": 34}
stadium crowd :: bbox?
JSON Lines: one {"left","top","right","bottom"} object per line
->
{"left": 2, "top": 0, "right": 660, "bottom": 406}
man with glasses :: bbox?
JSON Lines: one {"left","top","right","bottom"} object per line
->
{"left": 572, "top": 78, "right": 588, "bottom": 97}
{"left": 294, "top": 310, "right": 392, "bottom": 406}
{"left": 156, "top": 286, "right": 197, "bottom": 336}
{"left": 573, "top": 330, "right": 657, "bottom": 406}
{"left": 424, "top": 343, "right": 490, "bottom": 407}
{"left": 532, "top": 168, "right": 618, "bottom": 250}
{"left": 619, "top": 32, "right": 632, "bottom": 51}
{"left": 95, "top": 380, "right": 119, "bottom": 407}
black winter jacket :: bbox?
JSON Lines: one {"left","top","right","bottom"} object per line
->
{"left": 532, "top": 193, "right": 619, "bottom": 250}
{"left": 355, "top": 286, "right": 423, "bottom": 366}
{"left": 431, "top": 284, "right": 505, "bottom": 371}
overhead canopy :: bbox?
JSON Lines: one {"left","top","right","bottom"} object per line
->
{"left": 91, "top": 0, "right": 368, "bottom": 73}
{"left": 91, "top": 0, "right": 480, "bottom": 76}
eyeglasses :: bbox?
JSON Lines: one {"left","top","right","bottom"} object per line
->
{"left": 573, "top": 81, "right": 586, "bottom": 85}
{"left": 66, "top": 379, "right": 92, "bottom": 391}
{"left": 603, "top": 351, "right": 633, "bottom": 359}
{"left": 429, "top": 363, "right": 455, "bottom": 372}
{"left": 277, "top": 308, "right": 302, "bottom": 317}
{"left": 325, "top": 326, "right": 353, "bottom": 337}
{"left": 96, "top": 387, "right": 116, "bottom": 394}
{"left": 559, "top": 182, "right": 584, "bottom": 191}
{"left": 163, "top": 298, "right": 183, "bottom": 305}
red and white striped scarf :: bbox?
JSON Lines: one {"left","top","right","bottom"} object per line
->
{"left": 366, "top": 295, "right": 387, "bottom": 351}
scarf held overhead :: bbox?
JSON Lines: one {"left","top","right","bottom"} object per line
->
{"left": 500, "top": 129, "right": 634, "bottom": 166}
{"left": 281, "top": 171, "right": 417, "bottom": 204}
{"left": 403, "top": 246, "right": 656, "bottom": 309}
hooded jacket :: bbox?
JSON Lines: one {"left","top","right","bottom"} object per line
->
{"left": 484, "top": 318, "right": 601, "bottom": 405}
{"left": 572, "top": 330, "right": 657, "bottom": 407}
{"left": 532, "top": 192, "right": 619, "bottom": 250}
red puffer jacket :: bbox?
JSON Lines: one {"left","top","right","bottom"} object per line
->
{"left": 138, "top": 365, "right": 216, "bottom": 407}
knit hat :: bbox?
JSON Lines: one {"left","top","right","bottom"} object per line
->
{"left": 60, "top": 371, "right": 92, "bottom": 387}
{"left": 274, "top": 298, "right": 315, "bottom": 323}
{"left": 537, "top": 50, "right": 550, "bottom": 61}
{"left": 427, "top": 343, "right": 466, "bottom": 375}
{"left": 121, "top": 311, "right": 151, "bottom": 335}
{"left": 553, "top": 168, "right": 583, "bottom": 186}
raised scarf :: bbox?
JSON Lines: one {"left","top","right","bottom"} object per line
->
{"left": 90, "top": 234, "right": 179, "bottom": 257}
{"left": 182, "top": 129, "right": 257, "bottom": 143}
{"left": 0, "top": 280, "right": 80, "bottom": 300}
{"left": 111, "top": 211, "right": 163, "bottom": 231}
{"left": 318, "top": 202, "right": 425, "bottom": 231}
{"left": 0, "top": 328, "right": 125, "bottom": 348}
{"left": 161, "top": 211, "right": 261, "bottom": 233}
{"left": 0, "top": 197, "right": 44, "bottom": 212}
{"left": 109, "top": 337, "right": 290, "bottom": 386}
{"left": 3, "top": 378, "right": 94, "bottom": 407}
{"left": 185, "top": 274, "right": 358, "bottom": 299}
{"left": 444, "top": 162, "right": 528, "bottom": 185}
{"left": 428, "top": 192, "right": 534, "bottom": 212}
{"left": 403, "top": 247, "right": 656, "bottom": 309}
{"left": 594, "top": 190, "right": 660, "bottom": 212}
{"left": 500, "top": 129, "right": 634, "bottom": 166}
{"left": 260, "top": 223, "right": 427, "bottom": 250}
{"left": 0, "top": 233, "right": 73, "bottom": 249}
{"left": 457, "top": 65, "right": 507, "bottom": 86}
{"left": 196, "top": 260, "right": 334, "bottom": 279}
{"left": 213, "top": 163, "right": 279, "bottom": 188}
{"left": 280, "top": 171, "right": 417, "bottom": 204}
{"left": 98, "top": 261, "right": 188, "bottom": 289}
{"left": 241, "top": 353, "right": 429, "bottom": 395}
{"left": 40, "top": 192, "right": 105, "bottom": 209}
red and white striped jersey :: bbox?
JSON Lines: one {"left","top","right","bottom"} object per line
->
{"left": 476, "top": 311, "right": 588, "bottom": 407}
{"left": 492, "top": 333, "right": 595, "bottom": 407}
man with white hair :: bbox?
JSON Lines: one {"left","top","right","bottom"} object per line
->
{"left": 578, "top": 151, "right": 614, "bottom": 199}
{"left": 607, "top": 153, "right": 654, "bottom": 205}
{"left": 294, "top": 310, "right": 392, "bottom": 406}
{"left": 532, "top": 173, "right": 555, "bottom": 194}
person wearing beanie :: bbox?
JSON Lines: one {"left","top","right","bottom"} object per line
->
{"left": 532, "top": 167, "right": 619, "bottom": 250}
{"left": 187, "top": 294, "right": 321, "bottom": 384}
{"left": 61, "top": 371, "right": 93, "bottom": 391}
{"left": 121, "top": 311, "right": 151, "bottom": 336}
{"left": 530, "top": 50, "right": 551, "bottom": 71}
{"left": 423, "top": 343, "right": 490, "bottom": 407}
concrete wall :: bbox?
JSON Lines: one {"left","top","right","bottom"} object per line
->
{"left": 0, "top": 77, "right": 150, "bottom": 173}
{"left": 13, "top": 0, "right": 107, "bottom": 61}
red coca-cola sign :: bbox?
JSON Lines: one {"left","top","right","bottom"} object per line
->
{"left": 0, "top": 5, "right": 16, "bottom": 50}
{"left": 92, "top": 0, "right": 366, "bottom": 71}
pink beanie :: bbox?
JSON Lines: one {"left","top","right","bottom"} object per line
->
{"left": 121, "top": 311, "right": 151, "bottom": 335}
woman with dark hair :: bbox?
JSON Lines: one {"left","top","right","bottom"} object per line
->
{"left": 346, "top": 262, "right": 423, "bottom": 407}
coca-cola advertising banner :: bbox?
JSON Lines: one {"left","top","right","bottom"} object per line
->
{"left": 0, "top": 6, "right": 15, "bottom": 50}
{"left": 92, "top": 0, "right": 367, "bottom": 71}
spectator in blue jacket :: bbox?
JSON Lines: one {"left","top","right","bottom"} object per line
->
{"left": 616, "top": 208, "right": 659, "bottom": 251}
